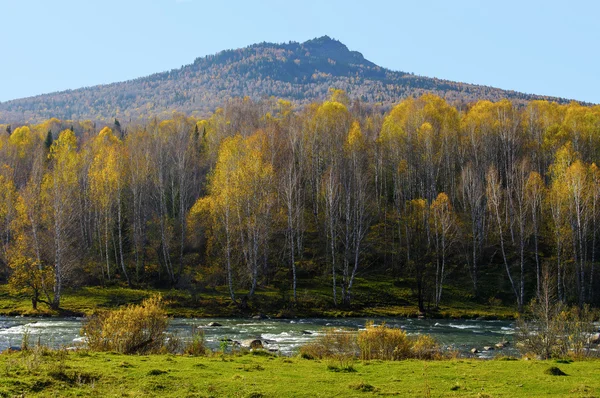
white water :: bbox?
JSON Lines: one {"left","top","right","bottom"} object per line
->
{"left": 0, "top": 316, "right": 518, "bottom": 357}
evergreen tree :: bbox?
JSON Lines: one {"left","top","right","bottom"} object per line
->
{"left": 44, "top": 130, "right": 53, "bottom": 149}
{"left": 114, "top": 118, "right": 123, "bottom": 139}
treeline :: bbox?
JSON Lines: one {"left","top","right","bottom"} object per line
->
{"left": 1, "top": 92, "right": 600, "bottom": 312}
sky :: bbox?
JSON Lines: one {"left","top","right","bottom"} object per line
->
{"left": 1, "top": 0, "right": 599, "bottom": 103}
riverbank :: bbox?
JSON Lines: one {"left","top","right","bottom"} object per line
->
{"left": 0, "top": 278, "right": 519, "bottom": 320}
{"left": 1, "top": 350, "right": 599, "bottom": 397}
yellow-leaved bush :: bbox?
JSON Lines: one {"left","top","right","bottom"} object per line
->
{"left": 299, "top": 322, "right": 443, "bottom": 361}
{"left": 82, "top": 296, "right": 169, "bottom": 354}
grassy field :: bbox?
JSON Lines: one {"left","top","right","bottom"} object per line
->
{"left": 0, "top": 275, "right": 518, "bottom": 319}
{"left": 0, "top": 350, "right": 599, "bottom": 397}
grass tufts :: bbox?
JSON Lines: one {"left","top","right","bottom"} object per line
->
{"left": 183, "top": 327, "right": 208, "bottom": 356}
{"left": 348, "top": 381, "right": 376, "bottom": 392}
{"left": 555, "top": 359, "right": 573, "bottom": 364}
{"left": 147, "top": 369, "right": 168, "bottom": 376}
{"left": 544, "top": 366, "right": 567, "bottom": 376}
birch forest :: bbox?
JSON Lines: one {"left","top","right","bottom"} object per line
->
{"left": 1, "top": 92, "right": 600, "bottom": 312}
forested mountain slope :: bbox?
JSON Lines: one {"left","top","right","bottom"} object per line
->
{"left": 0, "top": 36, "right": 572, "bottom": 124}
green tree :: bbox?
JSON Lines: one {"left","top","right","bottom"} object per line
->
{"left": 44, "top": 130, "right": 53, "bottom": 150}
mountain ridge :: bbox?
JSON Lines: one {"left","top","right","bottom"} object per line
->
{"left": 0, "top": 36, "right": 577, "bottom": 124}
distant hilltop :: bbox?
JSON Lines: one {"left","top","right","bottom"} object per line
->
{"left": 0, "top": 35, "right": 575, "bottom": 124}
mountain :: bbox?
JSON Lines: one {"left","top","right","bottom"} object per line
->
{"left": 0, "top": 36, "right": 572, "bottom": 124}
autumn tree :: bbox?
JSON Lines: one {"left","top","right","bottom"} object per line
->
{"left": 7, "top": 195, "right": 53, "bottom": 309}
{"left": 89, "top": 127, "right": 130, "bottom": 285}
{"left": 191, "top": 131, "right": 275, "bottom": 306}
{"left": 42, "top": 129, "right": 81, "bottom": 309}
{"left": 430, "top": 192, "right": 458, "bottom": 307}
{"left": 564, "top": 160, "right": 590, "bottom": 306}
{"left": 0, "top": 171, "right": 17, "bottom": 279}
{"left": 404, "top": 198, "right": 430, "bottom": 312}
{"left": 276, "top": 103, "right": 305, "bottom": 302}
{"left": 486, "top": 166, "right": 522, "bottom": 309}
{"left": 526, "top": 171, "right": 545, "bottom": 296}
{"left": 459, "top": 162, "right": 486, "bottom": 294}
{"left": 126, "top": 127, "right": 153, "bottom": 282}
{"left": 339, "top": 121, "right": 371, "bottom": 306}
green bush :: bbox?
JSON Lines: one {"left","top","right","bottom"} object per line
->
{"left": 82, "top": 296, "right": 170, "bottom": 354}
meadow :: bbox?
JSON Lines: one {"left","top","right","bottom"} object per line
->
{"left": 1, "top": 349, "right": 599, "bottom": 397}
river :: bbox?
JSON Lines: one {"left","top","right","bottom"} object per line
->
{"left": 0, "top": 316, "right": 518, "bottom": 358}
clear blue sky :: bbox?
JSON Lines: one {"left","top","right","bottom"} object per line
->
{"left": 1, "top": 0, "right": 599, "bottom": 103}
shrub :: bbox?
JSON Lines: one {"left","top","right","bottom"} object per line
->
{"left": 357, "top": 322, "right": 411, "bottom": 360}
{"left": 298, "top": 328, "right": 358, "bottom": 360}
{"left": 299, "top": 322, "right": 444, "bottom": 362}
{"left": 21, "top": 328, "right": 31, "bottom": 351}
{"left": 411, "top": 335, "right": 441, "bottom": 360}
{"left": 82, "top": 296, "right": 170, "bottom": 354}
{"left": 183, "top": 327, "right": 207, "bottom": 356}
{"left": 516, "top": 274, "right": 598, "bottom": 360}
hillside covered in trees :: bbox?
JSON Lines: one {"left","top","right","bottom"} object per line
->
{"left": 1, "top": 92, "right": 599, "bottom": 314}
{"left": 0, "top": 36, "right": 574, "bottom": 125}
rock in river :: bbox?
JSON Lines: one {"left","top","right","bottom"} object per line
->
{"left": 242, "top": 339, "right": 264, "bottom": 349}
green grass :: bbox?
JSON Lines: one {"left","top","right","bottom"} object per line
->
{"left": 0, "top": 285, "right": 236, "bottom": 318}
{"left": 0, "top": 274, "right": 519, "bottom": 319}
{"left": 1, "top": 350, "right": 599, "bottom": 397}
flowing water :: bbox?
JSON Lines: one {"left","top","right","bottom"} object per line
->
{"left": 0, "top": 316, "right": 518, "bottom": 358}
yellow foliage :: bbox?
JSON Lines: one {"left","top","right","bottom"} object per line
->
{"left": 380, "top": 99, "right": 412, "bottom": 144}
{"left": 328, "top": 88, "right": 350, "bottom": 105}
{"left": 316, "top": 100, "right": 349, "bottom": 126}
{"left": 191, "top": 130, "right": 275, "bottom": 255}
{"left": 298, "top": 328, "right": 358, "bottom": 360}
{"left": 345, "top": 121, "right": 365, "bottom": 152}
{"left": 358, "top": 322, "right": 411, "bottom": 360}
{"left": 549, "top": 142, "right": 578, "bottom": 180}
{"left": 82, "top": 296, "right": 170, "bottom": 354}
{"left": 411, "top": 335, "right": 441, "bottom": 360}
{"left": 357, "top": 322, "right": 442, "bottom": 360}
{"left": 9, "top": 126, "right": 36, "bottom": 158}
